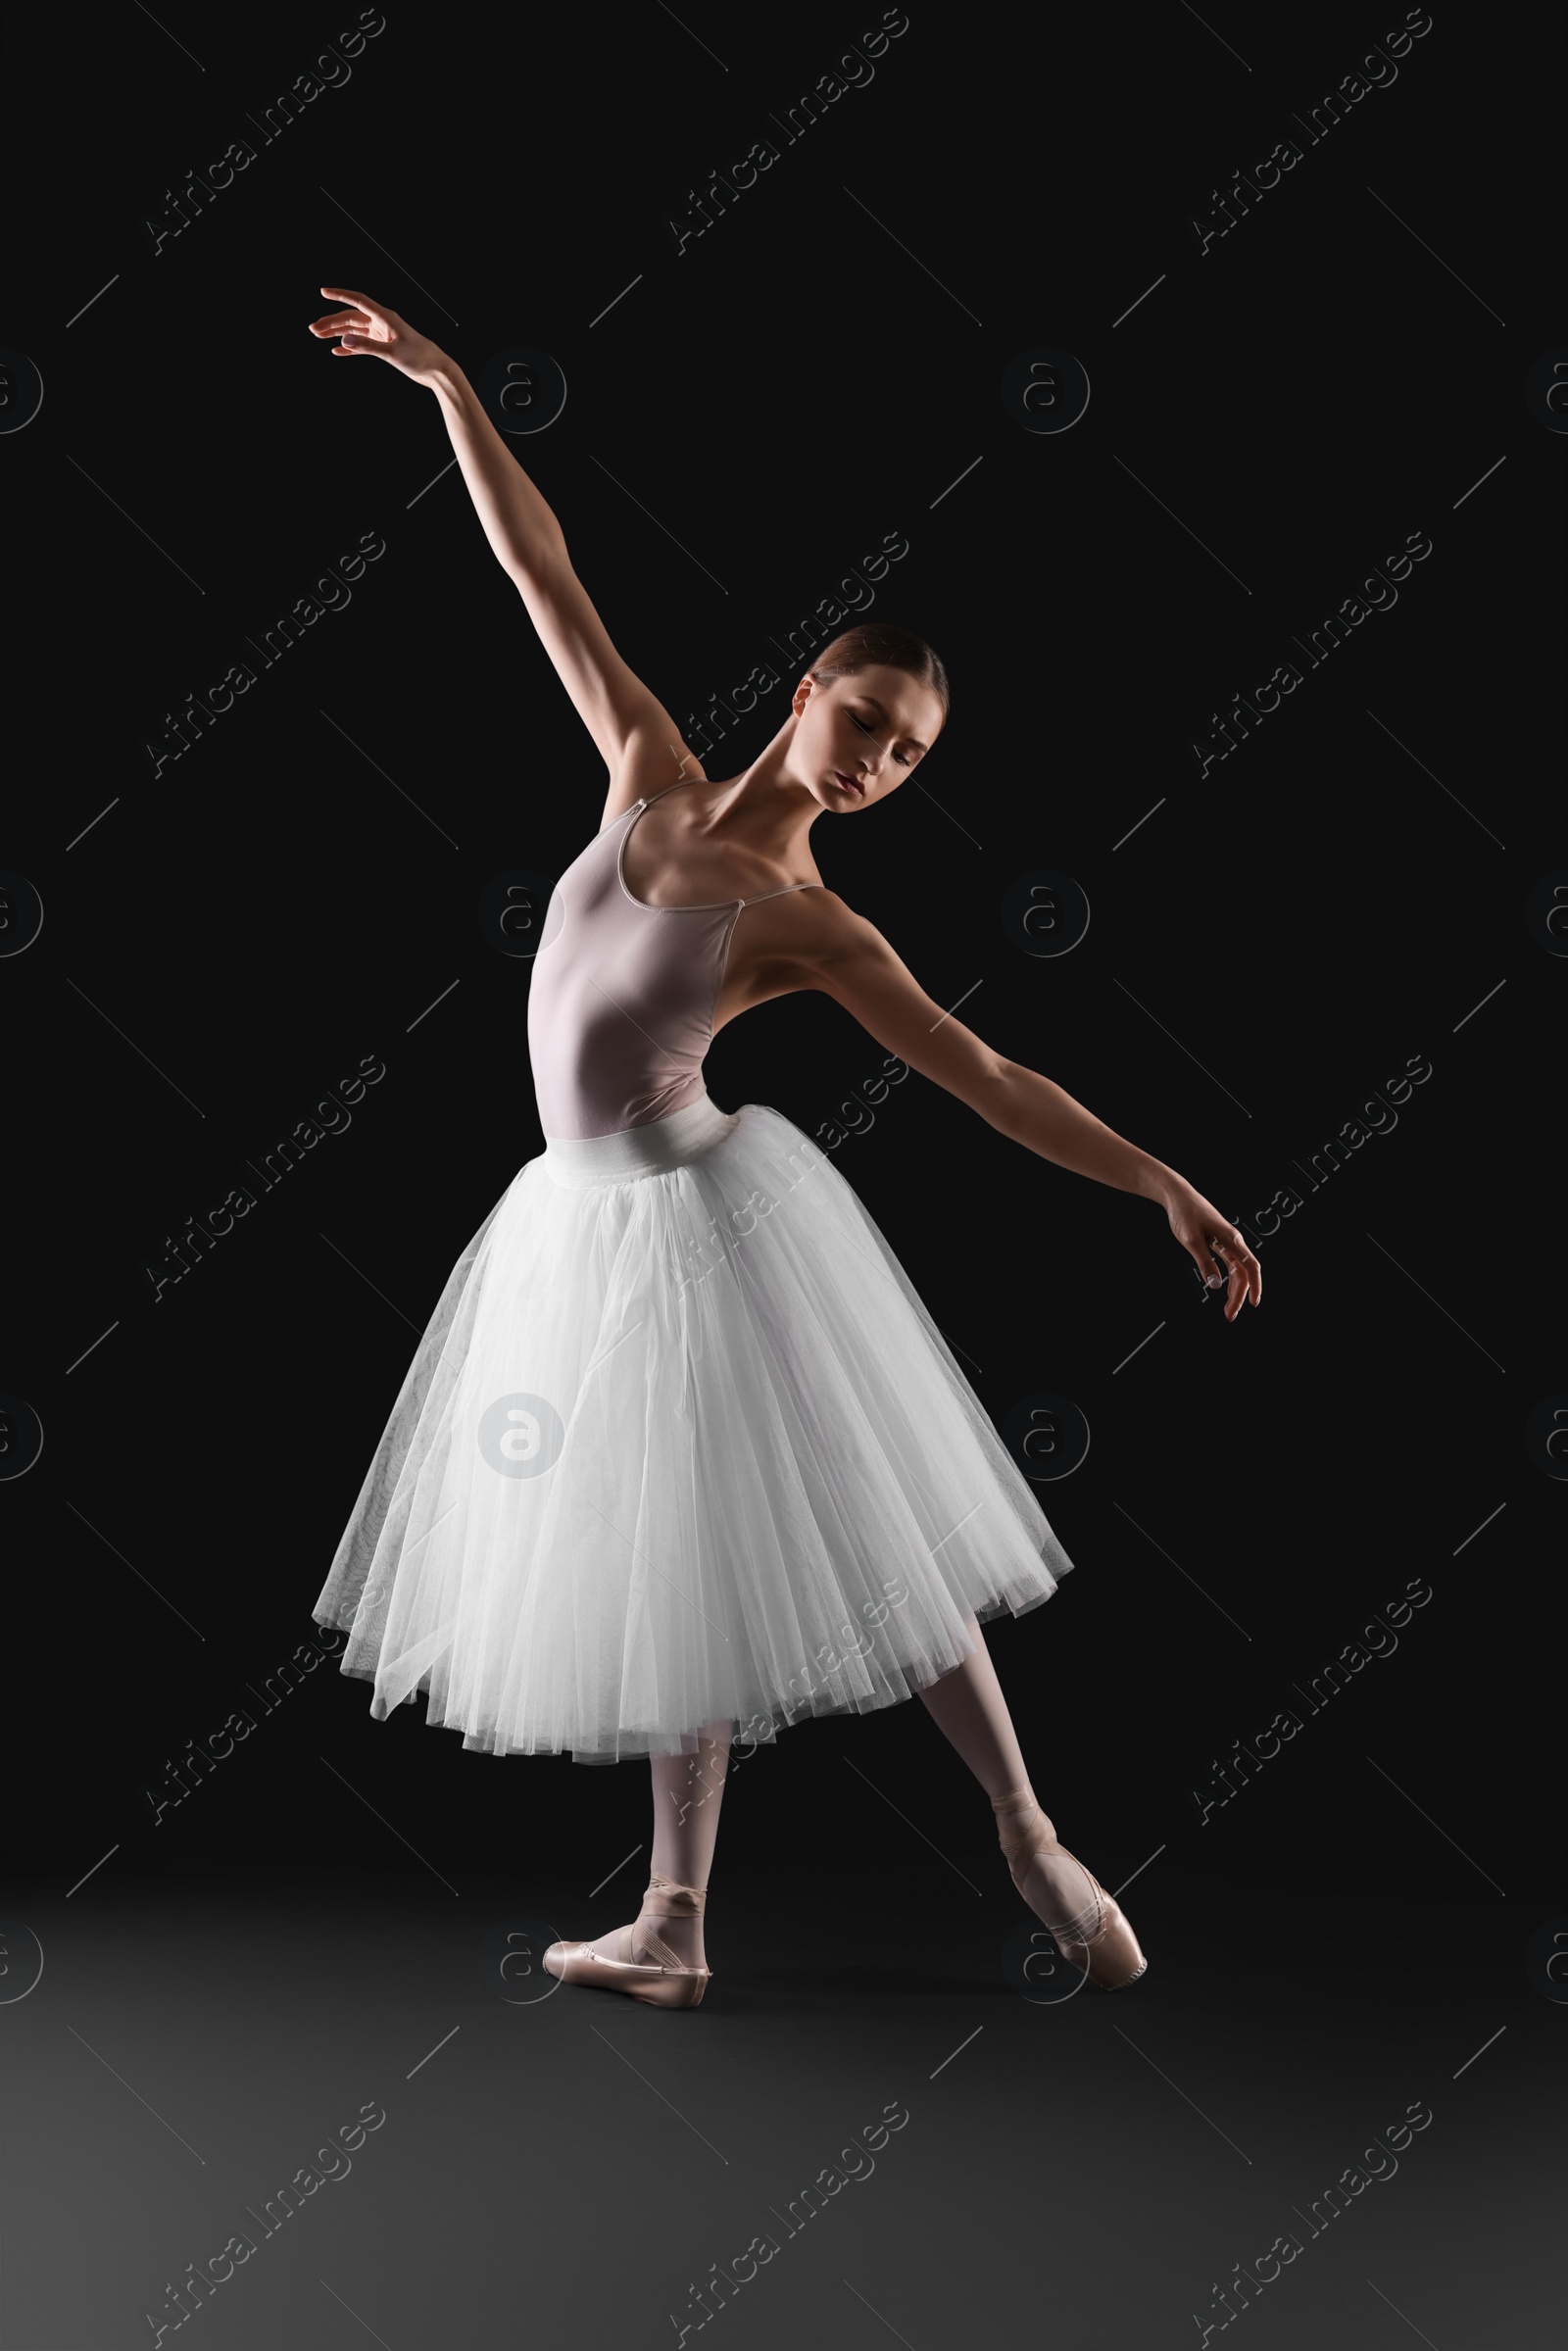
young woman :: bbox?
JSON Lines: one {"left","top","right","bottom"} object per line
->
{"left": 307, "top": 288, "right": 1260, "bottom": 2011}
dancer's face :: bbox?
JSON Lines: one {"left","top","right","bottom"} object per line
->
{"left": 791, "top": 664, "right": 945, "bottom": 813}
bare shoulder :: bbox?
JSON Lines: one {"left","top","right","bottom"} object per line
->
{"left": 728, "top": 884, "right": 1009, "bottom": 1106}
{"left": 717, "top": 885, "right": 890, "bottom": 1030}
{"left": 726, "top": 885, "right": 899, "bottom": 999}
{"left": 762, "top": 886, "right": 891, "bottom": 970}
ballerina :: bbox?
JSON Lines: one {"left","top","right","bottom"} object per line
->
{"left": 306, "top": 287, "right": 1260, "bottom": 2008}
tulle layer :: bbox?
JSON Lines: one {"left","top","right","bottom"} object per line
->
{"left": 313, "top": 1101, "right": 1076, "bottom": 1762}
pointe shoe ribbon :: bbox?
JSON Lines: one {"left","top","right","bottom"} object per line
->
{"left": 543, "top": 1871, "right": 712, "bottom": 2009}
{"left": 991, "top": 1785, "right": 1148, "bottom": 1990}
{"left": 627, "top": 1870, "right": 708, "bottom": 1972}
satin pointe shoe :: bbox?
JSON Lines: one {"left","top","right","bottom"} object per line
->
{"left": 543, "top": 1870, "right": 712, "bottom": 2009}
{"left": 992, "top": 1786, "right": 1149, "bottom": 1990}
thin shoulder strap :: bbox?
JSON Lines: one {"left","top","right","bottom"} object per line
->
{"left": 631, "top": 777, "right": 822, "bottom": 904}
{"left": 639, "top": 772, "right": 704, "bottom": 808}
{"left": 740, "top": 879, "right": 825, "bottom": 906}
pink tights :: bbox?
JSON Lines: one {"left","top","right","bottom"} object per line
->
{"left": 586, "top": 1722, "right": 732, "bottom": 1969}
{"left": 609, "top": 1615, "right": 1045, "bottom": 1968}
{"left": 912, "top": 1611, "right": 1041, "bottom": 1804}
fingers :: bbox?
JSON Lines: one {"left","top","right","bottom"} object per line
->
{"left": 318, "top": 286, "right": 383, "bottom": 317}
{"left": 318, "top": 287, "right": 406, "bottom": 335}
{"left": 1208, "top": 1231, "right": 1261, "bottom": 1320}
{"left": 1175, "top": 1190, "right": 1262, "bottom": 1322}
{"left": 1189, "top": 1238, "right": 1225, "bottom": 1290}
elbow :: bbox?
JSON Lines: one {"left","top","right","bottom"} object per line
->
{"left": 969, "top": 1056, "right": 1023, "bottom": 1130}
{"left": 508, "top": 534, "right": 570, "bottom": 598}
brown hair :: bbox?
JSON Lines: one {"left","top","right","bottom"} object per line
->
{"left": 808, "top": 622, "right": 951, "bottom": 727}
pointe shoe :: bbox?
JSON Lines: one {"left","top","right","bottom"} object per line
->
{"left": 992, "top": 1785, "right": 1149, "bottom": 1990}
{"left": 543, "top": 1870, "right": 712, "bottom": 2009}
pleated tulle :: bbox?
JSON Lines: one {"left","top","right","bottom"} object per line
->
{"left": 313, "top": 1103, "right": 1076, "bottom": 1761}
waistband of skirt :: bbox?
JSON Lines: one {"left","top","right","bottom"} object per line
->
{"left": 543, "top": 1091, "right": 743, "bottom": 1188}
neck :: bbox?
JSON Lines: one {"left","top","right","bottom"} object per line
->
{"left": 691, "top": 730, "right": 823, "bottom": 861}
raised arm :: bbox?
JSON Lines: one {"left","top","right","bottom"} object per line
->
{"left": 309, "top": 289, "right": 695, "bottom": 819}
{"left": 793, "top": 896, "right": 1262, "bottom": 1320}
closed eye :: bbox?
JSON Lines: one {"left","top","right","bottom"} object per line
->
{"left": 851, "top": 709, "right": 912, "bottom": 766}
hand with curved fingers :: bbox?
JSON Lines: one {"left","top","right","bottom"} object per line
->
{"left": 307, "top": 287, "right": 447, "bottom": 385}
{"left": 1163, "top": 1179, "right": 1262, "bottom": 1321}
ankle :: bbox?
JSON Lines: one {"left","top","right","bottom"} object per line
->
{"left": 636, "top": 1910, "right": 706, "bottom": 1967}
{"left": 992, "top": 1786, "right": 1057, "bottom": 1845}
{"left": 636, "top": 1874, "right": 709, "bottom": 1969}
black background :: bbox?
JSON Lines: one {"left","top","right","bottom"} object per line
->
{"left": 5, "top": 6, "right": 1563, "bottom": 2347}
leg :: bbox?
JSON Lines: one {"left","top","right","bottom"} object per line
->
{"left": 915, "top": 1613, "right": 1044, "bottom": 1815}
{"left": 918, "top": 1615, "right": 1147, "bottom": 1988}
{"left": 583, "top": 1717, "right": 731, "bottom": 1970}
{"left": 646, "top": 1719, "right": 731, "bottom": 1966}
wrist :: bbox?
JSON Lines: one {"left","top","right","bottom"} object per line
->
{"left": 425, "top": 356, "right": 469, "bottom": 402}
{"left": 1134, "top": 1156, "right": 1184, "bottom": 1209}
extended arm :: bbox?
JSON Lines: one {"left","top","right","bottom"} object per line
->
{"left": 798, "top": 899, "right": 1261, "bottom": 1317}
{"left": 309, "top": 288, "right": 696, "bottom": 807}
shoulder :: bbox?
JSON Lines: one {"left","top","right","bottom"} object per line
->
{"left": 742, "top": 885, "right": 888, "bottom": 969}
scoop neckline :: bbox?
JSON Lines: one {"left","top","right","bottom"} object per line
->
{"left": 611, "top": 785, "right": 822, "bottom": 903}
{"left": 615, "top": 799, "right": 743, "bottom": 913}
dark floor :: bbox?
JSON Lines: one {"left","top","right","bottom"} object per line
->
{"left": 4, "top": 1857, "right": 1559, "bottom": 2348}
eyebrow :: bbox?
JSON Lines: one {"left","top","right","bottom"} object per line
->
{"left": 856, "top": 693, "right": 929, "bottom": 756}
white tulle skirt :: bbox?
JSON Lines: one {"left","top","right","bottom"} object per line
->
{"left": 313, "top": 1091, "right": 1076, "bottom": 1762}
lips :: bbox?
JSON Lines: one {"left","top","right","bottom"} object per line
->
{"left": 832, "top": 770, "right": 865, "bottom": 799}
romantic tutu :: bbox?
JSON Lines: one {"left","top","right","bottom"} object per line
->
{"left": 313, "top": 1093, "right": 1077, "bottom": 1762}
